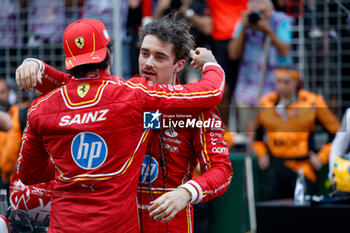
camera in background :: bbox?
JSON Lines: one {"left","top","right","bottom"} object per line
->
{"left": 248, "top": 9, "right": 264, "bottom": 25}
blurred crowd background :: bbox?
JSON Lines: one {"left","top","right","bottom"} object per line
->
{"left": 0, "top": 0, "right": 350, "bottom": 180}
{"left": 0, "top": 0, "right": 349, "bottom": 139}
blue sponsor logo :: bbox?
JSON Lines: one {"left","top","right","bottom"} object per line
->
{"left": 143, "top": 110, "right": 161, "bottom": 129}
{"left": 71, "top": 132, "right": 108, "bottom": 170}
{"left": 139, "top": 155, "right": 159, "bottom": 183}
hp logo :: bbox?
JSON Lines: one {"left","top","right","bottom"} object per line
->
{"left": 71, "top": 132, "right": 108, "bottom": 170}
{"left": 139, "top": 155, "right": 159, "bottom": 183}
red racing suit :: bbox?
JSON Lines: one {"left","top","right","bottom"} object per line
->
{"left": 26, "top": 61, "right": 232, "bottom": 233}
{"left": 18, "top": 63, "right": 225, "bottom": 233}
{"left": 137, "top": 108, "right": 232, "bottom": 233}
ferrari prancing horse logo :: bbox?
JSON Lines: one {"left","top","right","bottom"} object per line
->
{"left": 77, "top": 83, "right": 90, "bottom": 98}
{"left": 75, "top": 36, "right": 84, "bottom": 49}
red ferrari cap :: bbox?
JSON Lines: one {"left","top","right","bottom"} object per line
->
{"left": 63, "top": 18, "right": 111, "bottom": 70}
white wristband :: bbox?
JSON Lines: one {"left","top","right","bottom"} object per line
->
{"left": 203, "top": 62, "right": 221, "bottom": 71}
{"left": 178, "top": 180, "right": 203, "bottom": 204}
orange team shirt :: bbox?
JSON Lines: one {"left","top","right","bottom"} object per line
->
{"left": 206, "top": 0, "right": 248, "bottom": 40}
{"left": 0, "top": 105, "right": 22, "bottom": 183}
{"left": 252, "top": 90, "right": 340, "bottom": 182}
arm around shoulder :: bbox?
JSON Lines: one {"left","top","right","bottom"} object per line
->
{"left": 132, "top": 48, "right": 225, "bottom": 113}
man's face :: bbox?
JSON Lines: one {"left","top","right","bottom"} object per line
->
{"left": 275, "top": 73, "right": 298, "bottom": 97}
{"left": 0, "top": 79, "right": 9, "bottom": 107}
{"left": 249, "top": 0, "right": 272, "bottom": 19}
{"left": 139, "top": 34, "right": 185, "bottom": 85}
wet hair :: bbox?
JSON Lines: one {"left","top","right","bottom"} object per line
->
{"left": 137, "top": 12, "right": 195, "bottom": 62}
{"left": 67, "top": 42, "right": 113, "bottom": 78}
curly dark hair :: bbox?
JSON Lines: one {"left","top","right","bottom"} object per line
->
{"left": 137, "top": 12, "right": 195, "bottom": 62}
{"left": 67, "top": 42, "right": 113, "bottom": 78}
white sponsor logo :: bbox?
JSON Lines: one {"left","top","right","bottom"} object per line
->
{"left": 71, "top": 132, "right": 108, "bottom": 170}
{"left": 212, "top": 147, "right": 228, "bottom": 154}
{"left": 31, "top": 187, "right": 46, "bottom": 196}
{"left": 210, "top": 132, "right": 224, "bottom": 138}
{"left": 164, "top": 144, "right": 179, "bottom": 152}
{"left": 103, "top": 29, "right": 109, "bottom": 40}
{"left": 59, "top": 109, "right": 109, "bottom": 126}
{"left": 173, "top": 85, "right": 183, "bottom": 91}
{"left": 211, "top": 138, "right": 219, "bottom": 145}
{"left": 164, "top": 126, "right": 178, "bottom": 137}
{"left": 81, "top": 184, "right": 95, "bottom": 191}
{"left": 163, "top": 137, "right": 182, "bottom": 144}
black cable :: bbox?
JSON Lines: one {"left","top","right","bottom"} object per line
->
{"left": 158, "top": 130, "right": 166, "bottom": 178}
{"left": 157, "top": 130, "right": 169, "bottom": 233}
{"left": 148, "top": 153, "right": 154, "bottom": 202}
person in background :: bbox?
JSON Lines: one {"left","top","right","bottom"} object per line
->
{"left": 206, "top": 0, "right": 248, "bottom": 137}
{"left": 252, "top": 67, "right": 340, "bottom": 200}
{"left": 0, "top": 106, "right": 12, "bottom": 132}
{"left": 0, "top": 96, "right": 29, "bottom": 184}
{"left": 177, "top": 0, "right": 213, "bottom": 87}
{"left": 0, "top": 78, "right": 22, "bottom": 190}
{"left": 228, "top": 0, "right": 292, "bottom": 134}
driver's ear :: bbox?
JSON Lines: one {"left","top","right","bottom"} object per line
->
{"left": 175, "top": 59, "right": 185, "bottom": 73}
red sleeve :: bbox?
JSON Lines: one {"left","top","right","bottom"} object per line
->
{"left": 130, "top": 63, "right": 225, "bottom": 112}
{"left": 17, "top": 102, "right": 55, "bottom": 185}
{"left": 180, "top": 108, "right": 232, "bottom": 203}
{"left": 35, "top": 62, "right": 72, "bottom": 94}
